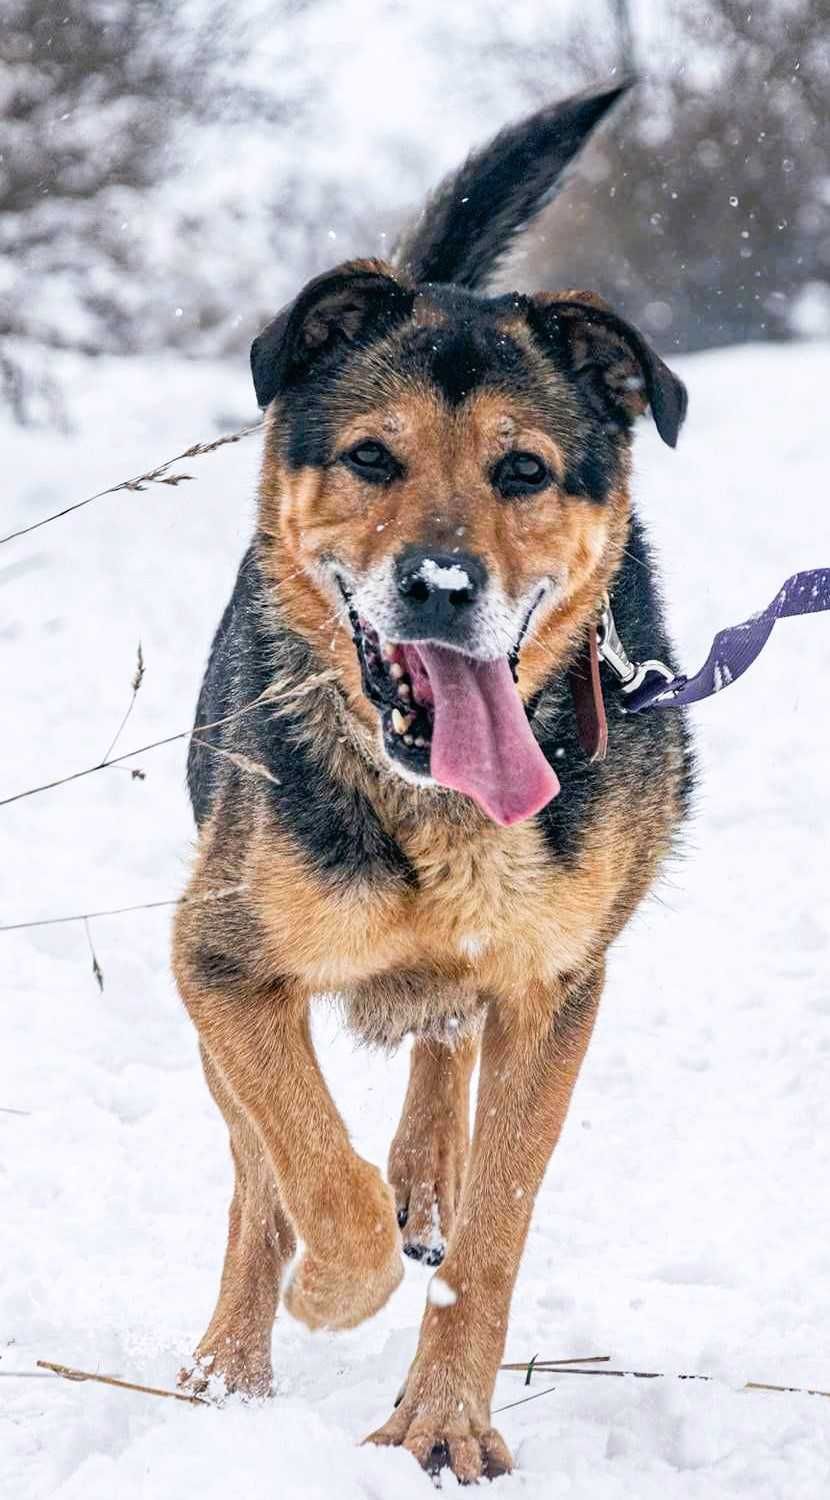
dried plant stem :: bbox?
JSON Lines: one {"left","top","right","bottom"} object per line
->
{"left": 0, "top": 897, "right": 179, "bottom": 934}
{"left": 83, "top": 918, "right": 105, "bottom": 992}
{"left": 8, "top": 1355, "right": 829, "bottom": 1418}
{"left": 101, "top": 642, "right": 145, "bottom": 763}
{"left": 496, "top": 1360, "right": 830, "bottom": 1405}
{"left": 189, "top": 737, "right": 282, "bottom": 788}
{"left": 493, "top": 1382, "right": 560, "bottom": 1414}
{"left": 1, "top": 421, "right": 262, "bottom": 548}
{"left": 746, "top": 1379, "right": 830, "bottom": 1399}
{"left": 36, "top": 1360, "right": 207, "bottom": 1407}
{"left": 0, "top": 686, "right": 275, "bottom": 810}
{"left": 0, "top": 883, "right": 246, "bottom": 936}
{"left": 500, "top": 1355, "right": 610, "bottom": 1373}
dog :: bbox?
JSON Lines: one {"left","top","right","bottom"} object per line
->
{"left": 172, "top": 79, "right": 693, "bottom": 1482}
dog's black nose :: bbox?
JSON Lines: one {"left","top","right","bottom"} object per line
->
{"left": 394, "top": 547, "right": 486, "bottom": 641}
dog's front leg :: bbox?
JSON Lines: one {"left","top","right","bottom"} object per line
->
{"left": 181, "top": 980, "right": 403, "bottom": 1335}
{"left": 388, "top": 1034, "right": 477, "bottom": 1265}
{"left": 180, "top": 1043, "right": 297, "bottom": 1396}
{"left": 367, "top": 965, "right": 604, "bottom": 1482}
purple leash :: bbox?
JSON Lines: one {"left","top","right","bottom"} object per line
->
{"left": 597, "top": 568, "right": 830, "bottom": 715}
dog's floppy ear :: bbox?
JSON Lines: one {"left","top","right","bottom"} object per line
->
{"left": 527, "top": 290, "right": 687, "bottom": 448}
{"left": 250, "top": 258, "right": 414, "bottom": 408}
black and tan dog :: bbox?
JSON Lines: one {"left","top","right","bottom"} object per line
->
{"left": 173, "top": 81, "right": 693, "bottom": 1481}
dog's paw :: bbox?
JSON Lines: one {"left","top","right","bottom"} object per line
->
{"left": 366, "top": 1398, "right": 512, "bottom": 1483}
{"left": 284, "top": 1164, "right": 403, "bottom": 1331}
{"left": 389, "top": 1116, "right": 467, "bottom": 1267}
{"left": 366, "top": 1343, "right": 513, "bottom": 1482}
{"left": 284, "top": 1241, "right": 403, "bottom": 1331}
{"left": 177, "top": 1340, "right": 273, "bottom": 1401}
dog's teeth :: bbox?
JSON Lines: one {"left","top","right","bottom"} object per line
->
{"left": 397, "top": 682, "right": 411, "bottom": 700}
{"left": 403, "top": 734, "right": 414, "bottom": 746}
{"left": 414, "top": 736, "right": 426, "bottom": 748}
{"left": 382, "top": 644, "right": 396, "bottom": 662}
{"left": 392, "top": 708, "right": 413, "bottom": 735}
{"left": 389, "top": 662, "right": 403, "bottom": 680}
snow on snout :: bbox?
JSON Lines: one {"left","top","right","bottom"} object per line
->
{"left": 418, "top": 558, "right": 471, "bottom": 591}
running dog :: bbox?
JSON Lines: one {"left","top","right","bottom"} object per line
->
{"left": 173, "top": 80, "right": 692, "bottom": 1482}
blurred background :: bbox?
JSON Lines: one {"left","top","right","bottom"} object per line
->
{"left": 2, "top": 0, "right": 829, "bottom": 425}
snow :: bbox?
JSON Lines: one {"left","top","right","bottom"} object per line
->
{"left": 788, "top": 282, "right": 830, "bottom": 339}
{"left": 427, "top": 1277, "right": 458, "bottom": 1309}
{"left": 2, "top": 340, "right": 830, "bottom": 1499}
{"left": 418, "top": 558, "right": 473, "bottom": 591}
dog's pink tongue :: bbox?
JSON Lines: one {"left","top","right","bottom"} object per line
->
{"left": 415, "top": 643, "right": 560, "bottom": 826}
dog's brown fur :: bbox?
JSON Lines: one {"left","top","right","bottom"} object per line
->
{"left": 172, "top": 85, "right": 692, "bottom": 1481}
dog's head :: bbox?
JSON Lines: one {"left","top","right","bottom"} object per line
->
{"left": 251, "top": 260, "right": 685, "bottom": 827}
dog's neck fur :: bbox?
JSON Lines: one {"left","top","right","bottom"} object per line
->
{"left": 187, "top": 511, "right": 681, "bottom": 877}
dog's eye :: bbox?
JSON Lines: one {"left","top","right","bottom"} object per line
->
{"left": 492, "top": 450, "right": 552, "bottom": 499}
{"left": 342, "top": 441, "right": 401, "bottom": 484}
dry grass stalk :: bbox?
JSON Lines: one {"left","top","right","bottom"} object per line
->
{"left": 497, "top": 1358, "right": 830, "bottom": 1405}
{"left": 101, "top": 642, "right": 146, "bottom": 764}
{"left": 15, "top": 1352, "right": 830, "bottom": 1419}
{"left": 1, "top": 421, "right": 262, "bottom": 548}
{"left": 0, "top": 883, "right": 248, "bottom": 937}
{"left": 189, "top": 738, "right": 282, "bottom": 789}
{"left": 500, "top": 1354, "right": 610, "bottom": 1374}
{"left": 36, "top": 1360, "right": 207, "bottom": 1407}
{"left": 493, "top": 1382, "right": 560, "bottom": 1414}
{"left": 0, "top": 684, "right": 277, "bottom": 810}
{"left": 746, "top": 1379, "right": 830, "bottom": 1398}
{"left": 83, "top": 918, "right": 105, "bottom": 993}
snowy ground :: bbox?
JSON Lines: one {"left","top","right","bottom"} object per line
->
{"left": 2, "top": 340, "right": 829, "bottom": 1498}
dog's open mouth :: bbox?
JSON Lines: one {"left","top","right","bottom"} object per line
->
{"left": 351, "top": 619, "right": 561, "bottom": 827}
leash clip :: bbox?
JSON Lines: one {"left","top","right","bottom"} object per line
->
{"left": 597, "top": 596, "right": 676, "bottom": 705}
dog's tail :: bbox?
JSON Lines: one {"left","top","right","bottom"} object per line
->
{"left": 393, "top": 79, "right": 632, "bottom": 291}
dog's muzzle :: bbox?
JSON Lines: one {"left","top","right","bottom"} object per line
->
{"left": 337, "top": 565, "right": 560, "bottom": 828}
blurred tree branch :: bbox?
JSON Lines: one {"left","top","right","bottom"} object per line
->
{"left": 2, "top": 0, "right": 829, "bottom": 423}
{"left": 518, "top": 0, "right": 830, "bottom": 350}
{"left": 0, "top": 0, "right": 295, "bottom": 419}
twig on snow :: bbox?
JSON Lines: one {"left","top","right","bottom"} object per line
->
{"left": 495, "top": 1359, "right": 830, "bottom": 1407}
{"left": 745, "top": 1379, "right": 830, "bottom": 1399}
{"left": 4, "top": 1352, "right": 829, "bottom": 1416}
{"left": 36, "top": 1359, "right": 208, "bottom": 1407}
{"left": 493, "top": 1381, "right": 560, "bottom": 1414}
{"left": 500, "top": 1354, "right": 610, "bottom": 1378}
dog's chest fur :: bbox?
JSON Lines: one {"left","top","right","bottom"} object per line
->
{"left": 242, "top": 793, "right": 636, "bottom": 1047}
{"left": 183, "top": 535, "right": 691, "bottom": 1048}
